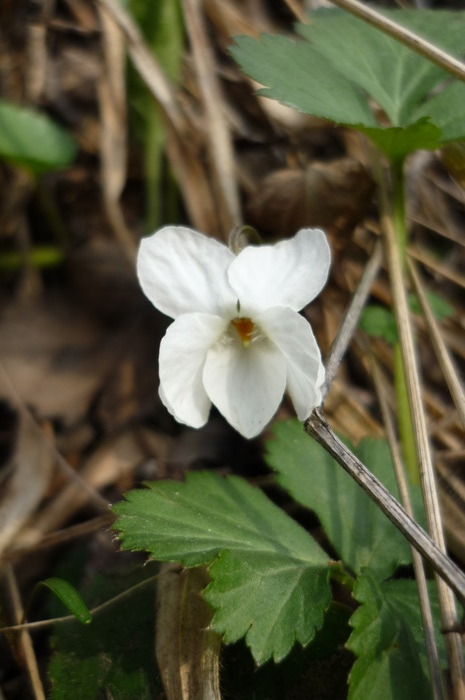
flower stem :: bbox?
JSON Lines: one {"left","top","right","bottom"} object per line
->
{"left": 393, "top": 342, "right": 419, "bottom": 484}
{"left": 390, "top": 158, "right": 419, "bottom": 484}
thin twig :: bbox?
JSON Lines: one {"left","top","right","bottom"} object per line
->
{"left": 305, "top": 411, "right": 465, "bottom": 606}
{"left": 182, "top": 0, "right": 242, "bottom": 236}
{"left": 1, "top": 565, "right": 46, "bottom": 700}
{"left": 92, "top": 0, "right": 188, "bottom": 136}
{"left": 409, "top": 260, "right": 465, "bottom": 431}
{"left": 371, "top": 355, "right": 444, "bottom": 700}
{"left": 382, "top": 200, "right": 465, "bottom": 696}
{"left": 327, "top": 0, "right": 465, "bottom": 82}
{"left": 322, "top": 240, "right": 383, "bottom": 400}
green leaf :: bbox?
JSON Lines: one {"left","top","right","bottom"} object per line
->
{"left": 265, "top": 422, "right": 423, "bottom": 579}
{"left": 231, "top": 9, "right": 465, "bottom": 162}
{"left": 414, "top": 81, "right": 465, "bottom": 144}
{"left": 230, "top": 34, "right": 376, "bottom": 128}
{"left": 359, "top": 119, "right": 442, "bottom": 163}
{"left": 49, "top": 563, "right": 161, "bottom": 700}
{"left": 206, "top": 550, "right": 330, "bottom": 664}
{"left": 360, "top": 305, "right": 398, "bottom": 345}
{"left": 346, "top": 571, "right": 436, "bottom": 699}
{"left": 113, "top": 472, "right": 332, "bottom": 664}
{"left": 36, "top": 578, "right": 91, "bottom": 624}
{"left": 297, "top": 9, "right": 465, "bottom": 128}
{"left": 0, "top": 101, "right": 76, "bottom": 174}
{"left": 408, "top": 291, "right": 455, "bottom": 321}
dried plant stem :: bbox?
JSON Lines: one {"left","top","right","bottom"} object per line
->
{"left": 382, "top": 200, "right": 465, "bottom": 697}
{"left": 327, "top": 0, "right": 465, "bottom": 82}
{"left": 409, "top": 260, "right": 465, "bottom": 431}
{"left": 93, "top": 0, "right": 187, "bottom": 135}
{"left": 322, "top": 240, "right": 383, "bottom": 400}
{"left": 182, "top": 0, "right": 241, "bottom": 235}
{"left": 371, "top": 356, "right": 444, "bottom": 700}
{"left": 1, "top": 565, "right": 46, "bottom": 699}
{"left": 305, "top": 412, "right": 465, "bottom": 605}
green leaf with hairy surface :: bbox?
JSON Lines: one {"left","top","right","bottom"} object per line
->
{"left": 0, "top": 101, "right": 76, "bottom": 174}
{"left": 113, "top": 472, "right": 331, "bottom": 664}
{"left": 265, "top": 421, "right": 423, "bottom": 579}
{"left": 36, "top": 578, "right": 91, "bottom": 624}
{"left": 297, "top": 10, "right": 465, "bottom": 128}
{"left": 206, "top": 550, "right": 330, "bottom": 664}
{"left": 347, "top": 571, "right": 441, "bottom": 699}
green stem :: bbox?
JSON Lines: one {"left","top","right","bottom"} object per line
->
{"left": 329, "top": 561, "right": 355, "bottom": 592}
{"left": 393, "top": 342, "right": 419, "bottom": 484}
{"left": 390, "top": 157, "right": 420, "bottom": 484}
{"left": 391, "top": 160, "right": 407, "bottom": 260}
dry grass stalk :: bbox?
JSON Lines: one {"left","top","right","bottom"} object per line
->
{"left": 371, "top": 355, "right": 444, "bottom": 700}
{"left": 382, "top": 207, "right": 465, "bottom": 696}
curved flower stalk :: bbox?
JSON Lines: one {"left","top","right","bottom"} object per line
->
{"left": 137, "top": 226, "right": 331, "bottom": 438}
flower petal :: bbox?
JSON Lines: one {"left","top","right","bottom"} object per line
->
{"left": 259, "top": 307, "right": 325, "bottom": 420}
{"left": 228, "top": 228, "right": 331, "bottom": 313}
{"left": 159, "top": 313, "right": 227, "bottom": 428}
{"left": 137, "top": 226, "right": 236, "bottom": 318}
{"left": 203, "top": 336, "right": 287, "bottom": 438}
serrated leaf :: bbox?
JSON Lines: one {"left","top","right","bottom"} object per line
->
{"left": 297, "top": 9, "right": 465, "bottom": 128}
{"left": 230, "top": 34, "right": 376, "bottom": 128}
{"left": 0, "top": 101, "right": 76, "bottom": 174}
{"left": 360, "top": 305, "right": 398, "bottom": 345}
{"left": 265, "top": 422, "right": 423, "bottom": 579}
{"left": 206, "top": 550, "right": 330, "bottom": 664}
{"left": 347, "top": 571, "right": 436, "bottom": 699}
{"left": 113, "top": 472, "right": 331, "bottom": 664}
{"left": 37, "top": 578, "right": 92, "bottom": 624}
{"left": 231, "top": 9, "right": 465, "bottom": 162}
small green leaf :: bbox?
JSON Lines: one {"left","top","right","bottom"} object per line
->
{"left": 408, "top": 291, "right": 455, "bottom": 321}
{"left": 113, "top": 472, "right": 332, "bottom": 664}
{"left": 37, "top": 578, "right": 91, "bottom": 624}
{"left": 265, "top": 422, "right": 423, "bottom": 579}
{"left": 360, "top": 305, "right": 398, "bottom": 345}
{"left": 0, "top": 101, "right": 76, "bottom": 174}
{"left": 347, "top": 571, "right": 436, "bottom": 699}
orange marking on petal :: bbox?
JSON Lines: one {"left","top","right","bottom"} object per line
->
{"left": 231, "top": 317, "right": 255, "bottom": 347}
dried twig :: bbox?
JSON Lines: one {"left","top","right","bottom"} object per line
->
{"left": 382, "top": 205, "right": 465, "bottom": 695}
{"left": 371, "top": 356, "right": 444, "bottom": 700}
{"left": 182, "top": 0, "right": 242, "bottom": 236}
{"left": 305, "top": 411, "right": 465, "bottom": 606}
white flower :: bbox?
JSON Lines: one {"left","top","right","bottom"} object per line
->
{"left": 137, "top": 226, "right": 331, "bottom": 438}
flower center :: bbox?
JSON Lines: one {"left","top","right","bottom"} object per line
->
{"left": 231, "top": 317, "right": 255, "bottom": 348}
